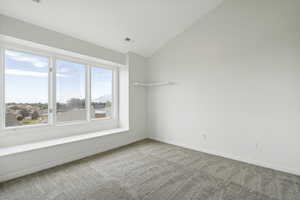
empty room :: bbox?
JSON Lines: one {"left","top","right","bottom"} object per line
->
{"left": 0, "top": 0, "right": 299, "bottom": 199}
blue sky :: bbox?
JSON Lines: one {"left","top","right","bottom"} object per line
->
{"left": 5, "top": 50, "right": 112, "bottom": 104}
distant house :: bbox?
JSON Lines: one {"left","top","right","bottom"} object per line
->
{"left": 94, "top": 110, "right": 106, "bottom": 118}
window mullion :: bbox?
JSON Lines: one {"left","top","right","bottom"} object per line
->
{"left": 51, "top": 57, "right": 57, "bottom": 125}
{"left": 113, "top": 68, "right": 119, "bottom": 120}
{"left": 0, "top": 47, "right": 4, "bottom": 130}
{"left": 48, "top": 56, "right": 53, "bottom": 125}
{"left": 86, "top": 65, "right": 91, "bottom": 121}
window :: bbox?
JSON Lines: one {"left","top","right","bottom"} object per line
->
{"left": 56, "top": 59, "right": 86, "bottom": 123}
{"left": 1, "top": 44, "right": 118, "bottom": 130}
{"left": 4, "top": 50, "right": 49, "bottom": 127}
{"left": 91, "top": 66, "right": 113, "bottom": 119}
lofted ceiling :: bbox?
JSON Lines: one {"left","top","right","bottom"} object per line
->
{"left": 0, "top": 0, "right": 223, "bottom": 57}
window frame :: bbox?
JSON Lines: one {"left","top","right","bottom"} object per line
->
{"left": 90, "top": 65, "right": 116, "bottom": 122}
{"left": 0, "top": 41, "right": 119, "bottom": 132}
{"left": 3, "top": 47, "right": 52, "bottom": 129}
{"left": 55, "top": 56, "right": 88, "bottom": 125}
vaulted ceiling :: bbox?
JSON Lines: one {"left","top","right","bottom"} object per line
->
{"left": 0, "top": 0, "right": 223, "bottom": 57}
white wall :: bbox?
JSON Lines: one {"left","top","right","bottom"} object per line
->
{"left": 0, "top": 14, "right": 125, "bottom": 65}
{"left": 147, "top": 0, "right": 300, "bottom": 175}
{"left": 1, "top": 0, "right": 300, "bottom": 181}
{"left": 0, "top": 17, "right": 147, "bottom": 181}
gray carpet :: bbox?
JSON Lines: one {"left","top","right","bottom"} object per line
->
{"left": 0, "top": 139, "right": 299, "bottom": 200}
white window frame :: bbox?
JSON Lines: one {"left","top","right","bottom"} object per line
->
{"left": 2, "top": 47, "right": 52, "bottom": 130}
{"left": 89, "top": 65, "right": 118, "bottom": 122}
{"left": 0, "top": 38, "right": 119, "bottom": 133}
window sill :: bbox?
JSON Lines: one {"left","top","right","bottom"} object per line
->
{"left": 0, "top": 128, "right": 129, "bottom": 157}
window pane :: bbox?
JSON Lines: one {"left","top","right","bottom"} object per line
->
{"left": 91, "top": 67, "right": 113, "bottom": 119}
{"left": 5, "top": 50, "right": 49, "bottom": 127}
{"left": 56, "top": 59, "right": 86, "bottom": 122}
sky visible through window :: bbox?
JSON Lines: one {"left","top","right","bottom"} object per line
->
{"left": 5, "top": 49, "right": 113, "bottom": 126}
{"left": 91, "top": 66, "right": 113, "bottom": 119}
{"left": 5, "top": 50, "right": 49, "bottom": 104}
{"left": 56, "top": 59, "right": 85, "bottom": 104}
{"left": 5, "top": 50, "right": 113, "bottom": 104}
{"left": 91, "top": 66, "right": 113, "bottom": 103}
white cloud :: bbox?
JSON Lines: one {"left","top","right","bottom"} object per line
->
{"left": 6, "top": 69, "right": 68, "bottom": 78}
{"left": 57, "top": 73, "right": 68, "bottom": 78}
{"left": 5, "top": 50, "right": 48, "bottom": 68}
{"left": 58, "top": 67, "right": 71, "bottom": 73}
{"left": 6, "top": 69, "right": 48, "bottom": 77}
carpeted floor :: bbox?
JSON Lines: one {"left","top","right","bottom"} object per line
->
{"left": 0, "top": 139, "right": 299, "bottom": 200}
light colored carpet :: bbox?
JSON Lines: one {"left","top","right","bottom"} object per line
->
{"left": 0, "top": 139, "right": 299, "bottom": 200}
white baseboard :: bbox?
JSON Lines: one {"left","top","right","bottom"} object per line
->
{"left": 2, "top": 136, "right": 299, "bottom": 183}
{"left": 149, "top": 136, "right": 300, "bottom": 177}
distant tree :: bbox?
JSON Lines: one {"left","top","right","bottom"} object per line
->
{"left": 105, "top": 101, "right": 112, "bottom": 107}
{"left": 31, "top": 111, "right": 40, "bottom": 120}
{"left": 18, "top": 109, "right": 30, "bottom": 118}
{"left": 16, "top": 114, "right": 24, "bottom": 121}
